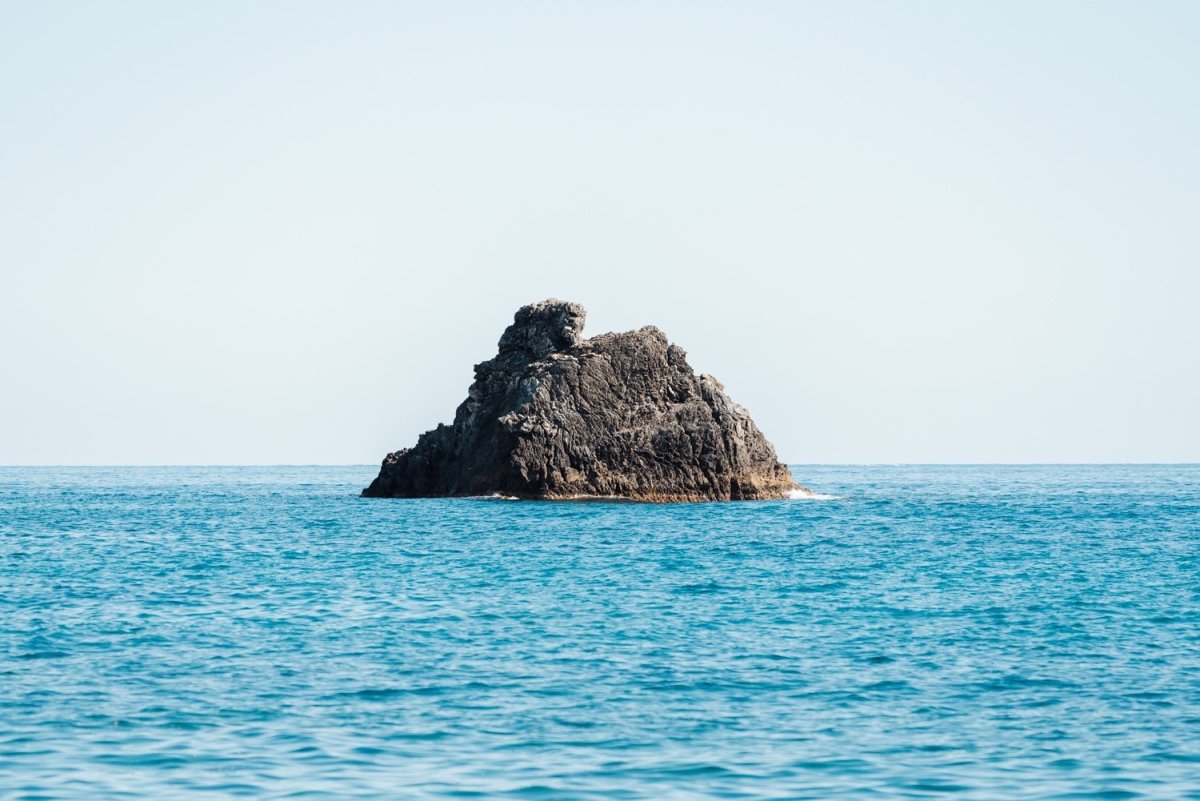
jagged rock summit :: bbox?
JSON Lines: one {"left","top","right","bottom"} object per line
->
{"left": 363, "top": 299, "right": 799, "bottom": 502}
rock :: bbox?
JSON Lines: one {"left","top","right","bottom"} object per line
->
{"left": 363, "top": 299, "right": 799, "bottom": 501}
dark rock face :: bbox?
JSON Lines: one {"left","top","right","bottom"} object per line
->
{"left": 363, "top": 300, "right": 798, "bottom": 501}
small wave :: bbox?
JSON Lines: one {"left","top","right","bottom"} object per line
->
{"left": 674, "top": 580, "right": 725, "bottom": 595}
{"left": 788, "top": 488, "right": 840, "bottom": 500}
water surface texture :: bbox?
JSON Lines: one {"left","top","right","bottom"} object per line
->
{"left": 3, "top": 465, "right": 1199, "bottom": 799}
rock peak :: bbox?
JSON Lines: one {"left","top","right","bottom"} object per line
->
{"left": 497, "top": 299, "right": 586, "bottom": 359}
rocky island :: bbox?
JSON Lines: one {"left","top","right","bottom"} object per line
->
{"left": 363, "top": 300, "right": 799, "bottom": 501}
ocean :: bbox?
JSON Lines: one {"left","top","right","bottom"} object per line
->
{"left": 2, "top": 465, "right": 1198, "bottom": 799}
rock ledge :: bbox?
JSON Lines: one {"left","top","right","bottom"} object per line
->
{"left": 363, "top": 300, "right": 798, "bottom": 501}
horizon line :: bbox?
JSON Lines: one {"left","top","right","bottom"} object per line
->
{"left": 1, "top": 462, "right": 1198, "bottom": 468}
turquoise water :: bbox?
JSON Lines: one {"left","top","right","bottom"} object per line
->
{"left": 2, "top": 465, "right": 1199, "bottom": 800}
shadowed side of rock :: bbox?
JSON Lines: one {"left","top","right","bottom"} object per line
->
{"left": 363, "top": 299, "right": 798, "bottom": 501}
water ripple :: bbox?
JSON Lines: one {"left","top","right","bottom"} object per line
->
{"left": 1, "top": 464, "right": 1199, "bottom": 799}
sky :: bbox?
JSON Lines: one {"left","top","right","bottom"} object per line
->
{"left": 2, "top": 1, "right": 1198, "bottom": 465}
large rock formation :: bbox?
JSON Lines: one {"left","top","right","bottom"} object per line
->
{"left": 363, "top": 300, "right": 798, "bottom": 501}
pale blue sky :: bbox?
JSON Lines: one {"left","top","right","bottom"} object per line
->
{"left": 2, "top": 1, "right": 1197, "bottom": 464}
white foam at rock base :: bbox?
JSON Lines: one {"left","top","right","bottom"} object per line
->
{"left": 788, "top": 488, "right": 840, "bottom": 500}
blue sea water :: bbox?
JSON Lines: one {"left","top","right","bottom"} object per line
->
{"left": 2, "top": 465, "right": 1199, "bottom": 800}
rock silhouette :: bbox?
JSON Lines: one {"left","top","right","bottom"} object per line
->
{"left": 363, "top": 300, "right": 798, "bottom": 501}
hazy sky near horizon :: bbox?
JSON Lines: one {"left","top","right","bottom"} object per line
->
{"left": 2, "top": 1, "right": 1198, "bottom": 465}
